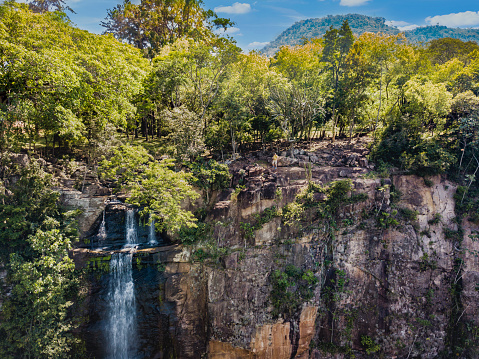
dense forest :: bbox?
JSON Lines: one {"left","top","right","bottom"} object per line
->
{"left": 1, "top": 0, "right": 479, "bottom": 357}
{"left": 261, "top": 14, "right": 479, "bottom": 56}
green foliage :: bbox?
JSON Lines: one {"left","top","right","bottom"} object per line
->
{"left": 419, "top": 253, "right": 437, "bottom": 271}
{"left": 99, "top": 144, "right": 152, "bottom": 185}
{"left": 239, "top": 222, "right": 255, "bottom": 240}
{"left": 0, "top": 163, "right": 81, "bottom": 358}
{"left": 161, "top": 106, "right": 205, "bottom": 161}
{"left": 426, "top": 38, "right": 479, "bottom": 65}
{"left": 178, "top": 222, "right": 212, "bottom": 245}
{"left": 100, "top": 144, "right": 200, "bottom": 233}
{"left": 270, "top": 265, "right": 319, "bottom": 317}
{"left": 189, "top": 160, "right": 231, "bottom": 193}
{"left": 127, "top": 159, "right": 199, "bottom": 233}
{"left": 428, "top": 213, "right": 442, "bottom": 225}
{"left": 424, "top": 178, "right": 434, "bottom": 187}
{"left": 400, "top": 138, "right": 456, "bottom": 176}
{"left": 231, "top": 185, "right": 245, "bottom": 202}
{"left": 377, "top": 210, "right": 399, "bottom": 228}
{"left": 0, "top": 3, "right": 148, "bottom": 154}
{"left": 444, "top": 227, "right": 464, "bottom": 243}
{"left": 399, "top": 207, "right": 419, "bottom": 221}
{"left": 371, "top": 117, "right": 456, "bottom": 176}
{"left": 253, "top": 206, "right": 279, "bottom": 227}
{"left": 240, "top": 206, "right": 280, "bottom": 240}
{"left": 101, "top": 0, "right": 233, "bottom": 58}
{"left": 361, "top": 335, "right": 380, "bottom": 354}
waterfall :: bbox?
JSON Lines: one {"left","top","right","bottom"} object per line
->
{"left": 97, "top": 210, "right": 107, "bottom": 242}
{"left": 126, "top": 209, "right": 138, "bottom": 246}
{"left": 148, "top": 213, "right": 158, "bottom": 246}
{"left": 105, "top": 207, "right": 139, "bottom": 358}
{"left": 106, "top": 253, "right": 137, "bottom": 359}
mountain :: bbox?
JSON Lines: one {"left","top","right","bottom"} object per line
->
{"left": 261, "top": 14, "right": 479, "bottom": 56}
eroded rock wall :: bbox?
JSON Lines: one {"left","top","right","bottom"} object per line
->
{"left": 74, "top": 158, "right": 479, "bottom": 358}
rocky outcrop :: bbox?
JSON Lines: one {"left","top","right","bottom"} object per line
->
{"left": 72, "top": 148, "right": 479, "bottom": 358}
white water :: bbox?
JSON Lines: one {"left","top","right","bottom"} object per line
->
{"left": 105, "top": 208, "right": 139, "bottom": 358}
{"left": 106, "top": 253, "right": 137, "bottom": 359}
{"left": 148, "top": 213, "right": 158, "bottom": 246}
{"left": 125, "top": 209, "right": 138, "bottom": 246}
{"left": 97, "top": 210, "right": 106, "bottom": 242}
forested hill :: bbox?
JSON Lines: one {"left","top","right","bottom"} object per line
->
{"left": 261, "top": 14, "right": 479, "bottom": 56}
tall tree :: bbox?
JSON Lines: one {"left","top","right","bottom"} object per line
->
{"left": 27, "top": 0, "right": 73, "bottom": 14}
{"left": 101, "top": 0, "right": 233, "bottom": 58}
{"left": 321, "top": 20, "right": 354, "bottom": 142}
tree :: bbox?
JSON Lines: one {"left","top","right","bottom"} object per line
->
{"left": 0, "top": 163, "right": 81, "bottom": 358}
{"left": 134, "top": 37, "right": 240, "bottom": 144}
{"left": 403, "top": 77, "right": 452, "bottom": 134}
{"left": 162, "top": 105, "right": 204, "bottom": 161}
{"left": 27, "top": 0, "right": 73, "bottom": 14}
{"left": 269, "top": 82, "right": 324, "bottom": 146}
{"left": 100, "top": 144, "right": 199, "bottom": 233}
{"left": 321, "top": 20, "right": 354, "bottom": 141}
{"left": 127, "top": 159, "right": 199, "bottom": 233}
{"left": 1, "top": 229, "right": 79, "bottom": 359}
{"left": 101, "top": 0, "right": 234, "bottom": 58}
{"left": 337, "top": 40, "right": 375, "bottom": 141}
{"left": 426, "top": 37, "right": 479, "bottom": 66}
{"left": 0, "top": 3, "right": 148, "bottom": 157}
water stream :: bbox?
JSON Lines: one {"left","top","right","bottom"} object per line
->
{"left": 106, "top": 252, "right": 137, "bottom": 359}
{"left": 148, "top": 213, "right": 158, "bottom": 246}
{"left": 105, "top": 208, "right": 139, "bottom": 358}
{"left": 125, "top": 209, "right": 138, "bottom": 246}
{"left": 97, "top": 209, "right": 107, "bottom": 242}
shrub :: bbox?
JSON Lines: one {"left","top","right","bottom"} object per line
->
{"left": 361, "top": 335, "right": 380, "bottom": 354}
{"left": 189, "top": 159, "right": 231, "bottom": 193}
{"left": 399, "top": 207, "right": 419, "bottom": 221}
{"left": 270, "top": 265, "right": 319, "bottom": 317}
{"left": 377, "top": 210, "right": 399, "bottom": 228}
{"left": 428, "top": 213, "right": 442, "bottom": 225}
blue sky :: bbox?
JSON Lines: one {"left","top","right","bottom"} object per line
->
{"left": 66, "top": 0, "right": 479, "bottom": 51}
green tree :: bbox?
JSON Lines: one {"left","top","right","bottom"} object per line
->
{"left": 426, "top": 37, "right": 479, "bottom": 66}
{"left": 0, "top": 163, "right": 81, "bottom": 358}
{"left": 0, "top": 3, "right": 148, "bottom": 156}
{"left": 1, "top": 228, "right": 79, "bottom": 359}
{"left": 321, "top": 20, "right": 354, "bottom": 141}
{"left": 162, "top": 105, "right": 204, "bottom": 161}
{"left": 101, "top": 0, "right": 233, "bottom": 58}
{"left": 100, "top": 144, "right": 199, "bottom": 233}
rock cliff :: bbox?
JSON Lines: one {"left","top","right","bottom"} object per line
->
{"left": 70, "top": 142, "right": 479, "bottom": 359}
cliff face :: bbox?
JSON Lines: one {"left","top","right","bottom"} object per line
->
{"left": 69, "top": 145, "right": 479, "bottom": 359}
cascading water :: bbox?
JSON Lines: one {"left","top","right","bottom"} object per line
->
{"left": 97, "top": 210, "right": 107, "bottom": 242}
{"left": 126, "top": 209, "right": 138, "bottom": 246}
{"left": 105, "top": 207, "right": 138, "bottom": 358}
{"left": 148, "top": 213, "right": 158, "bottom": 246}
{"left": 106, "top": 252, "right": 137, "bottom": 359}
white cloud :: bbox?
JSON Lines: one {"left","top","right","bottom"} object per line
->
{"left": 215, "top": 27, "right": 242, "bottom": 35}
{"left": 214, "top": 2, "right": 251, "bottom": 15}
{"left": 385, "top": 20, "right": 409, "bottom": 27}
{"left": 248, "top": 41, "right": 270, "bottom": 48}
{"left": 425, "top": 11, "right": 479, "bottom": 28}
{"left": 385, "top": 20, "right": 419, "bottom": 31}
{"left": 339, "top": 0, "right": 370, "bottom": 7}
